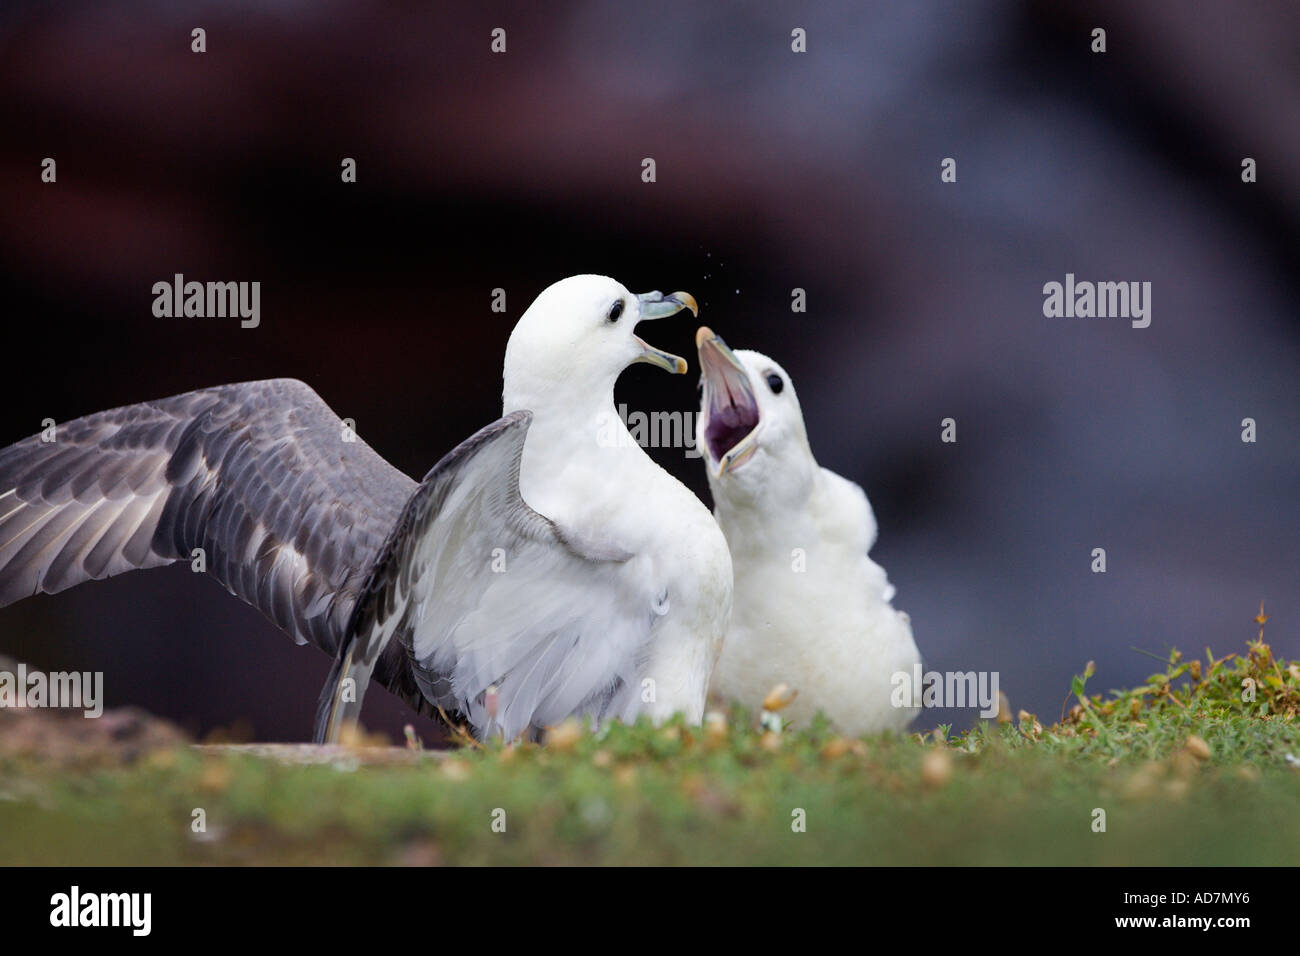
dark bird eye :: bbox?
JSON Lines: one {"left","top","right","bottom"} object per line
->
{"left": 766, "top": 373, "right": 784, "bottom": 394}
{"left": 607, "top": 300, "right": 625, "bottom": 323}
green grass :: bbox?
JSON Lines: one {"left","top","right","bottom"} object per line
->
{"left": 1, "top": 617, "right": 1297, "bottom": 865}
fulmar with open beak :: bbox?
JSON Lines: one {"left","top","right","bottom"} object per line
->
{"left": 696, "top": 327, "right": 920, "bottom": 735}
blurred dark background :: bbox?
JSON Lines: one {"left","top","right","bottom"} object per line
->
{"left": 0, "top": 1, "right": 1295, "bottom": 741}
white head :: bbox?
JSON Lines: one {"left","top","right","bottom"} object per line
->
{"left": 503, "top": 275, "right": 697, "bottom": 418}
{"left": 695, "top": 327, "right": 816, "bottom": 507}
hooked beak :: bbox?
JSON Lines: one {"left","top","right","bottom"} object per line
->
{"left": 697, "top": 326, "right": 760, "bottom": 476}
{"left": 633, "top": 291, "right": 697, "bottom": 375}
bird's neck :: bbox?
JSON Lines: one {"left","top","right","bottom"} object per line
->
{"left": 504, "top": 383, "right": 627, "bottom": 455}
{"left": 505, "top": 390, "right": 665, "bottom": 523}
{"left": 711, "top": 463, "right": 819, "bottom": 557}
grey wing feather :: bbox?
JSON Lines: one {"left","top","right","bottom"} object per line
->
{"left": 0, "top": 379, "right": 432, "bottom": 716}
{"left": 330, "top": 410, "right": 660, "bottom": 742}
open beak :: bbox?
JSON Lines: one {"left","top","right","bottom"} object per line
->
{"left": 696, "top": 326, "right": 760, "bottom": 476}
{"left": 633, "top": 291, "right": 697, "bottom": 375}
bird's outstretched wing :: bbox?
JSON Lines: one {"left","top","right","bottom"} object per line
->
{"left": 318, "top": 410, "right": 663, "bottom": 743}
{"left": 0, "top": 379, "right": 433, "bottom": 715}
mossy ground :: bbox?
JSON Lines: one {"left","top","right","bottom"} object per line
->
{"left": 2, "top": 612, "right": 1296, "bottom": 866}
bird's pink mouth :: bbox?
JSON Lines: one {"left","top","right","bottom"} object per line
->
{"left": 697, "top": 328, "right": 760, "bottom": 473}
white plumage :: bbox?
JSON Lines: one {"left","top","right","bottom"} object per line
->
{"left": 322, "top": 275, "right": 734, "bottom": 741}
{"left": 695, "top": 328, "right": 920, "bottom": 735}
{"left": 494, "top": 276, "right": 733, "bottom": 730}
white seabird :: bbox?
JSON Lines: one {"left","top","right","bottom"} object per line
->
{"left": 0, "top": 275, "right": 732, "bottom": 745}
{"left": 695, "top": 327, "right": 921, "bottom": 735}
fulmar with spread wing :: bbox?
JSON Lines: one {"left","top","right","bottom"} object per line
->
{"left": 0, "top": 276, "right": 732, "bottom": 744}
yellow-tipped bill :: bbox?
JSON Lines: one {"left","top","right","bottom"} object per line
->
{"left": 635, "top": 338, "right": 689, "bottom": 374}
{"left": 633, "top": 290, "right": 697, "bottom": 374}
{"left": 639, "top": 290, "right": 698, "bottom": 320}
